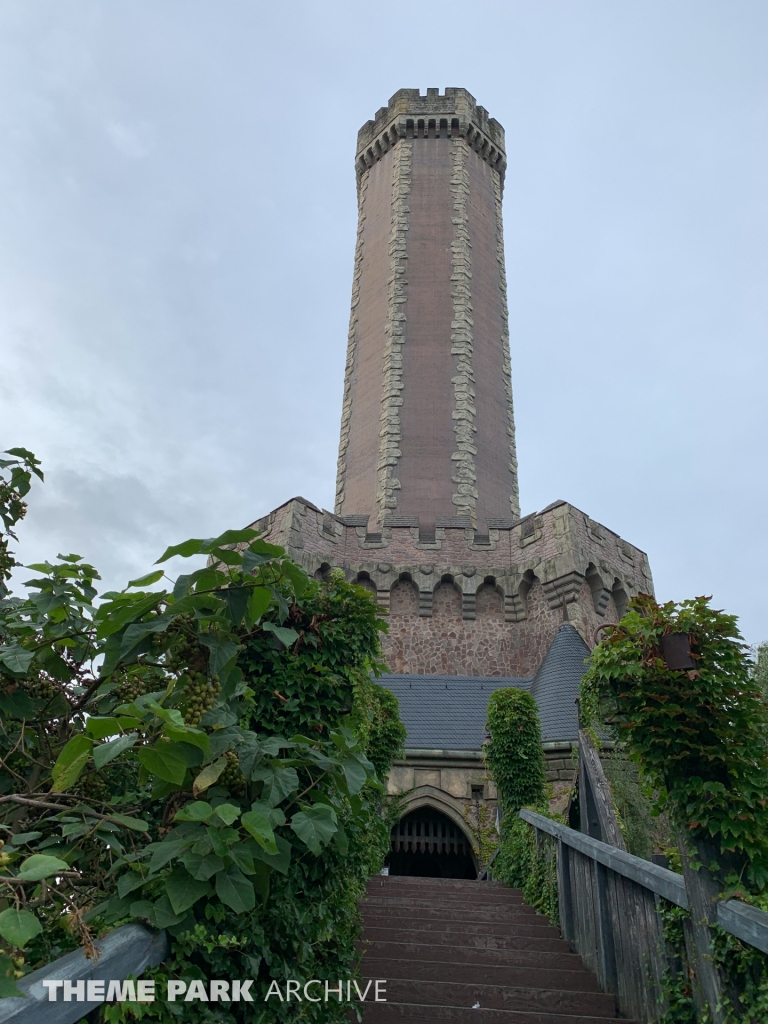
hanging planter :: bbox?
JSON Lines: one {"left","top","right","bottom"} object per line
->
{"left": 659, "top": 632, "right": 695, "bottom": 671}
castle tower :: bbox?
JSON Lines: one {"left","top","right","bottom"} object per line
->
{"left": 335, "top": 89, "right": 520, "bottom": 532}
{"left": 252, "top": 88, "right": 654, "bottom": 680}
{"left": 252, "top": 89, "right": 655, "bottom": 865}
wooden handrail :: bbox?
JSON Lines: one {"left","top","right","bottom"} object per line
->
{"left": 520, "top": 806, "right": 768, "bottom": 1024}
{"left": 519, "top": 808, "right": 688, "bottom": 907}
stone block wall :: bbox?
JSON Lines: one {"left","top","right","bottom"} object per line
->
{"left": 250, "top": 495, "right": 653, "bottom": 678}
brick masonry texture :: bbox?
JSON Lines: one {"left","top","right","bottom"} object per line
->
{"left": 336, "top": 88, "right": 519, "bottom": 526}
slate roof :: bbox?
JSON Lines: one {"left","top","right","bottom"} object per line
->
{"left": 379, "top": 624, "right": 591, "bottom": 751}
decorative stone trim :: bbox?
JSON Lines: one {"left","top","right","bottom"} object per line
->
{"left": 449, "top": 138, "right": 478, "bottom": 525}
{"left": 492, "top": 169, "right": 520, "bottom": 520}
{"left": 542, "top": 571, "right": 585, "bottom": 610}
{"left": 375, "top": 139, "right": 412, "bottom": 524}
{"left": 335, "top": 168, "right": 368, "bottom": 514}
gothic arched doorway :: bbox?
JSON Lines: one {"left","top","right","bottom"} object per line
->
{"left": 387, "top": 807, "right": 477, "bottom": 879}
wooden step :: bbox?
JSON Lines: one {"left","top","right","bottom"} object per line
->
{"left": 360, "top": 956, "right": 600, "bottom": 992}
{"left": 363, "top": 904, "right": 543, "bottom": 924}
{"left": 360, "top": 1003, "right": 627, "bottom": 1023}
{"left": 362, "top": 918, "right": 562, "bottom": 939}
{"left": 362, "top": 924, "right": 571, "bottom": 953}
{"left": 358, "top": 876, "right": 629, "bottom": 1022}
{"left": 358, "top": 939, "right": 591, "bottom": 973}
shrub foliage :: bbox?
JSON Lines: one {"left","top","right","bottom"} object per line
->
{"left": 0, "top": 448, "right": 404, "bottom": 1020}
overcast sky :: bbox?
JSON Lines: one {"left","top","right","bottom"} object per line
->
{"left": 1, "top": 1, "right": 766, "bottom": 645}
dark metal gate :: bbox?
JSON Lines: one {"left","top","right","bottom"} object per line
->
{"left": 388, "top": 808, "right": 476, "bottom": 878}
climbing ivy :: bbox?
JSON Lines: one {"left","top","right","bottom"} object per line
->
{"left": 580, "top": 593, "right": 768, "bottom": 894}
{"left": 483, "top": 688, "right": 554, "bottom": 912}
{"left": 581, "top": 593, "right": 768, "bottom": 1022}
{"left": 484, "top": 688, "right": 546, "bottom": 815}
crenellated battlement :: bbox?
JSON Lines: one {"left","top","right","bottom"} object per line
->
{"left": 355, "top": 87, "right": 506, "bottom": 184}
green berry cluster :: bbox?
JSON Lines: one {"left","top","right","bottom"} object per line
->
{"left": 219, "top": 750, "right": 246, "bottom": 796}
{"left": 182, "top": 673, "right": 221, "bottom": 727}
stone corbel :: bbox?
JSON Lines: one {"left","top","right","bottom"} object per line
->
{"left": 541, "top": 571, "right": 585, "bottom": 610}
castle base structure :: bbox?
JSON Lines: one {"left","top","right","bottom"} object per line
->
{"left": 252, "top": 496, "right": 652, "bottom": 678}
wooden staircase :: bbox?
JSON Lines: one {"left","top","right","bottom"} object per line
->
{"left": 359, "top": 875, "right": 632, "bottom": 1023}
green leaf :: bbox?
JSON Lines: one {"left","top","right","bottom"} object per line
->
{"left": 184, "top": 853, "right": 224, "bottom": 881}
{"left": 165, "top": 866, "right": 210, "bottom": 915}
{"left": 342, "top": 757, "right": 367, "bottom": 795}
{"left": 109, "top": 813, "right": 149, "bottom": 832}
{"left": 0, "top": 689, "right": 37, "bottom": 719}
{"left": 156, "top": 538, "right": 208, "bottom": 563}
{"left": 117, "top": 872, "right": 145, "bottom": 898}
{"left": 253, "top": 766, "right": 299, "bottom": 806}
{"left": 192, "top": 756, "right": 228, "bottom": 797}
{"left": 85, "top": 717, "right": 123, "bottom": 740}
{"left": 137, "top": 742, "right": 188, "bottom": 785}
{"left": 51, "top": 734, "right": 93, "bottom": 792}
{"left": 17, "top": 854, "right": 70, "bottom": 881}
{"left": 163, "top": 725, "right": 210, "bottom": 756}
{"left": 290, "top": 804, "right": 338, "bottom": 855}
{"left": 198, "top": 635, "right": 239, "bottom": 679}
{"left": 93, "top": 732, "right": 138, "bottom": 768}
{"left": 246, "top": 585, "right": 272, "bottom": 623}
{"left": 127, "top": 570, "right": 165, "bottom": 589}
{"left": 217, "top": 587, "right": 247, "bottom": 628}
{"left": 282, "top": 560, "right": 308, "bottom": 599}
{"left": 174, "top": 801, "right": 213, "bottom": 822}
{"left": 9, "top": 831, "right": 42, "bottom": 846}
{"left": 212, "top": 803, "right": 241, "bottom": 826}
{"left": 0, "top": 908, "right": 43, "bottom": 948}
{"left": 0, "top": 646, "right": 34, "bottom": 675}
{"left": 147, "top": 839, "right": 189, "bottom": 874}
{"left": 262, "top": 622, "right": 299, "bottom": 648}
{"left": 241, "top": 810, "right": 278, "bottom": 854}
{"left": 215, "top": 863, "right": 255, "bottom": 913}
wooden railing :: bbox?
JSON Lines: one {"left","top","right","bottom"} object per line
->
{"left": 520, "top": 810, "right": 768, "bottom": 1023}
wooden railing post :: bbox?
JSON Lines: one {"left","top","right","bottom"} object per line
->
{"left": 557, "top": 837, "right": 574, "bottom": 943}
{"left": 677, "top": 835, "right": 729, "bottom": 1024}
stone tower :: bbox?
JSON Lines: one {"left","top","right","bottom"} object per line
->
{"left": 251, "top": 89, "right": 654, "bottom": 679}
{"left": 335, "top": 88, "right": 519, "bottom": 533}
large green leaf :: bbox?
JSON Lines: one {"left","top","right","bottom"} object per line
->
{"left": 246, "top": 586, "right": 272, "bottom": 622}
{"left": 212, "top": 803, "right": 241, "bottom": 826}
{"left": 0, "top": 909, "right": 42, "bottom": 948}
{"left": 0, "top": 689, "right": 36, "bottom": 719}
{"left": 93, "top": 732, "right": 138, "bottom": 768}
{"left": 199, "top": 635, "right": 238, "bottom": 678}
{"left": 165, "top": 866, "right": 211, "bottom": 915}
{"left": 17, "top": 854, "right": 70, "bottom": 881}
{"left": 137, "top": 742, "right": 188, "bottom": 785}
{"left": 51, "top": 734, "right": 93, "bottom": 792}
{"left": 85, "top": 717, "right": 123, "bottom": 740}
{"left": 127, "top": 570, "right": 165, "bottom": 589}
{"left": 290, "top": 804, "right": 338, "bottom": 855}
{"left": 341, "top": 757, "right": 367, "bottom": 795}
{"left": 109, "top": 813, "right": 149, "bottom": 832}
{"left": 155, "top": 538, "right": 208, "bottom": 563}
{"left": 174, "top": 801, "right": 213, "bottom": 822}
{"left": 0, "top": 645, "right": 34, "bottom": 675}
{"left": 241, "top": 810, "right": 278, "bottom": 854}
{"left": 215, "top": 864, "right": 255, "bottom": 913}
{"left": 253, "top": 766, "right": 299, "bottom": 806}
